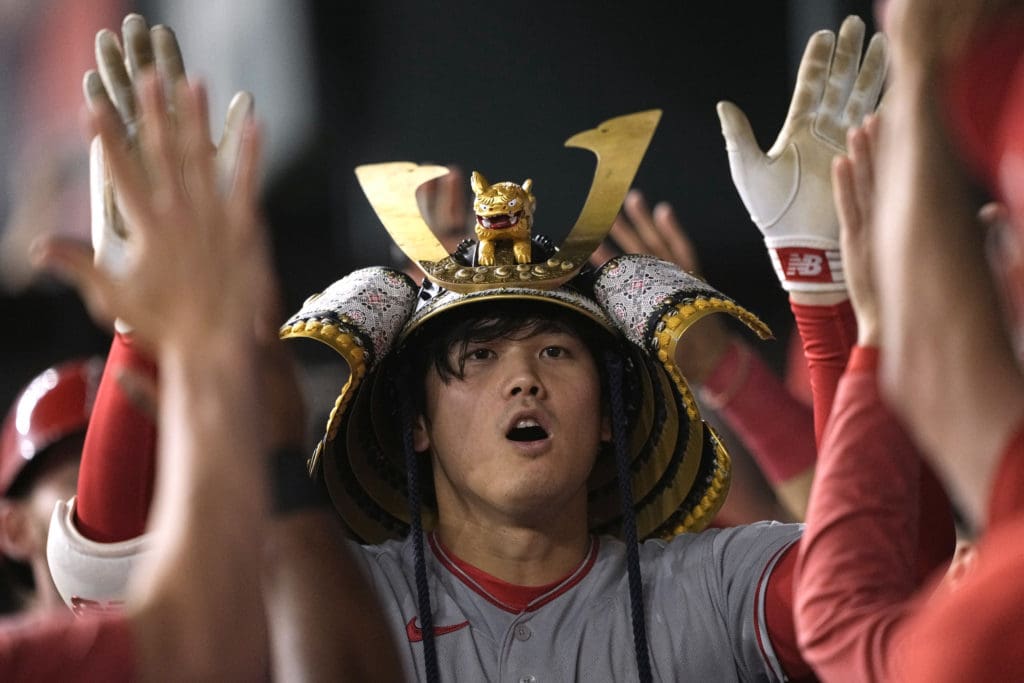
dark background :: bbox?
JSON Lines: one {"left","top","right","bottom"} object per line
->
{"left": 1, "top": 0, "right": 877, "bottom": 412}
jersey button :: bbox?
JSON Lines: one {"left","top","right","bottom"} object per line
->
{"left": 514, "top": 624, "right": 532, "bottom": 641}
{"left": 518, "top": 676, "right": 536, "bottom": 683}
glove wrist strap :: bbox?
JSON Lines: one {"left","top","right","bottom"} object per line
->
{"left": 764, "top": 236, "right": 845, "bottom": 292}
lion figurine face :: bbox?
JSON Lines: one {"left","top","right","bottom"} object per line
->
{"left": 471, "top": 171, "right": 535, "bottom": 265}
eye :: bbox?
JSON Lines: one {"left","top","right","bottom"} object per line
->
{"left": 464, "top": 347, "right": 496, "bottom": 361}
{"left": 541, "top": 346, "right": 568, "bottom": 358}
{"left": 508, "top": 199, "right": 518, "bottom": 207}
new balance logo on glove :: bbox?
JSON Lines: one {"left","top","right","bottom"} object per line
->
{"left": 773, "top": 247, "right": 839, "bottom": 284}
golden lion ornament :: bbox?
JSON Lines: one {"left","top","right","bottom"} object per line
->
{"left": 471, "top": 171, "right": 534, "bottom": 265}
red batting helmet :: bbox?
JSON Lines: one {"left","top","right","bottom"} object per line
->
{"left": 0, "top": 358, "right": 103, "bottom": 496}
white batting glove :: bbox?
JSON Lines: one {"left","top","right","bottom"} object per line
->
{"left": 87, "top": 14, "right": 254, "bottom": 332}
{"left": 717, "top": 16, "right": 886, "bottom": 292}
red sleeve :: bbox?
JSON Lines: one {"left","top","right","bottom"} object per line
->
{"left": 75, "top": 333, "right": 158, "bottom": 543}
{"left": 701, "top": 340, "right": 816, "bottom": 484}
{"left": 794, "top": 347, "right": 955, "bottom": 681}
{"left": 0, "top": 611, "right": 136, "bottom": 681}
{"left": 986, "top": 420, "right": 1024, "bottom": 527}
{"left": 902, "top": 514, "right": 1024, "bottom": 682}
{"left": 789, "top": 301, "right": 857, "bottom": 446}
{"left": 761, "top": 543, "right": 814, "bottom": 681}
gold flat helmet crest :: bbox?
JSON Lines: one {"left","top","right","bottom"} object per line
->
{"left": 354, "top": 109, "right": 662, "bottom": 292}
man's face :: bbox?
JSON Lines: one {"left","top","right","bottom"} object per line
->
{"left": 414, "top": 324, "right": 609, "bottom": 528}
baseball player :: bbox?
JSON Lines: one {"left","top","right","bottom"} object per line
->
{"left": 54, "top": 12, "right": 892, "bottom": 683}
{"left": 0, "top": 358, "right": 101, "bottom": 616}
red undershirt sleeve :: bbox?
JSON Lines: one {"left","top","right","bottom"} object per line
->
{"left": 794, "top": 346, "right": 955, "bottom": 681}
{"left": 75, "top": 333, "right": 158, "bottom": 543}
{"left": 788, "top": 301, "right": 857, "bottom": 447}
{"left": 0, "top": 611, "right": 136, "bottom": 681}
{"left": 701, "top": 340, "right": 816, "bottom": 485}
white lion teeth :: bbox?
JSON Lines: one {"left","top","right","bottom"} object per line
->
{"left": 509, "top": 215, "right": 519, "bottom": 225}
{"left": 481, "top": 217, "right": 492, "bottom": 228}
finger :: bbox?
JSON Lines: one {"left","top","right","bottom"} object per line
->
{"left": 716, "top": 101, "right": 764, "bottom": 165}
{"left": 95, "top": 29, "right": 137, "bottom": 131}
{"left": 136, "top": 70, "right": 178, "bottom": 195}
{"left": 608, "top": 213, "right": 646, "bottom": 254}
{"left": 843, "top": 32, "right": 887, "bottom": 126}
{"left": 820, "top": 16, "right": 866, "bottom": 121}
{"left": 847, "top": 126, "right": 874, "bottom": 226}
{"left": 115, "top": 367, "right": 159, "bottom": 419}
{"left": 440, "top": 166, "right": 468, "bottom": 233}
{"left": 122, "top": 14, "right": 154, "bottom": 80}
{"left": 216, "top": 91, "right": 255, "bottom": 189}
{"left": 178, "top": 81, "right": 218, "bottom": 208}
{"left": 624, "top": 190, "right": 671, "bottom": 258}
{"left": 589, "top": 241, "right": 620, "bottom": 268}
{"left": 82, "top": 70, "right": 118, "bottom": 127}
{"left": 653, "top": 202, "right": 701, "bottom": 274}
{"left": 781, "top": 29, "right": 835, "bottom": 129}
{"left": 30, "top": 236, "right": 118, "bottom": 327}
{"left": 228, "top": 119, "right": 264, "bottom": 223}
{"left": 832, "top": 155, "right": 862, "bottom": 242}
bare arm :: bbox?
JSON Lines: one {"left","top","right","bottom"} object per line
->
{"left": 874, "top": 1, "right": 1024, "bottom": 529}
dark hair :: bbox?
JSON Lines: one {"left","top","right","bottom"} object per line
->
{"left": 400, "top": 299, "right": 619, "bottom": 417}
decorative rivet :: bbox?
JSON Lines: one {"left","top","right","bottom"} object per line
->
{"left": 546, "top": 258, "right": 560, "bottom": 268}
{"left": 455, "top": 269, "right": 471, "bottom": 279}
{"left": 495, "top": 266, "right": 511, "bottom": 277}
{"left": 472, "top": 274, "right": 486, "bottom": 282}
{"left": 533, "top": 265, "right": 548, "bottom": 275}
{"left": 518, "top": 271, "right": 532, "bottom": 280}
{"left": 475, "top": 266, "right": 487, "bottom": 273}
{"left": 516, "top": 264, "right": 531, "bottom": 272}
{"left": 560, "top": 260, "right": 575, "bottom": 270}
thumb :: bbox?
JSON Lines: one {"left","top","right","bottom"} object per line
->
{"left": 716, "top": 101, "right": 762, "bottom": 163}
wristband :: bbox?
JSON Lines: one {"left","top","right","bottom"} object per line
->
{"left": 271, "top": 446, "right": 331, "bottom": 517}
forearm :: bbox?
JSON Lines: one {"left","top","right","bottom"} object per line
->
{"left": 795, "top": 348, "right": 954, "bottom": 681}
{"left": 262, "top": 509, "right": 402, "bottom": 682}
{"left": 75, "top": 333, "right": 157, "bottom": 542}
{"left": 876, "top": 82, "right": 1024, "bottom": 528}
{"left": 700, "top": 339, "right": 816, "bottom": 519}
{"left": 129, "top": 340, "right": 269, "bottom": 681}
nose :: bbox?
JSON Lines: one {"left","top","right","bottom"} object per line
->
{"left": 504, "top": 357, "right": 546, "bottom": 399}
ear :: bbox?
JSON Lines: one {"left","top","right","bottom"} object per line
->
{"left": 0, "top": 501, "right": 34, "bottom": 561}
{"left": 521, "top": 178, "right": 533, "bottom": 194}
{"left": 470, "top": 171, "right": 489, "bottom": 196}
{"left": 412, "top": 414, "right": 431, "bottom": 453}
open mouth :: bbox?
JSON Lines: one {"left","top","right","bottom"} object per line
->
{"left": 477, "top": 211, "right": 523, "bottom": 230}
{"left": 506, "top": 418, "right": 549, "bottom": 442}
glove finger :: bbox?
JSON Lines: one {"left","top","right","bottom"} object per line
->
{"left": 819, "top": 16, "right": 865, "bottom": 127}
{"left": 122, "top": 14, "right": 154, "bottom": 80}
{"left": 152, "top": 24, "right": 186, "bottom": 84}
{"left": 216, "top": 91, "right": 255, "bottom": 189}
{"left": 716, "top": 100, "right": 763, "bottom": 164}
{"left": 779, "top": 29, "right": 835, "bottom": 135}
{"left": 95, "top": 29, "right": 137, "bottom": 131}
{"left": 843, "top": 32, "right": 887, "bottom": 127}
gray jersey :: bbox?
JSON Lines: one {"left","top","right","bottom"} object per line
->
{"left": 350, "top": 521, "right": 802, "bottom": 682}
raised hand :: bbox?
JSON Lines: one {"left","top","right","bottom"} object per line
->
{"left": 37, "top": 71, "right": 266, "bottom": 354}
{"left": 717, "top": 16, "right": 886, "bottom": 293}
{"left": 87, "top": 15, "right": 254, "bottom": 307}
